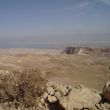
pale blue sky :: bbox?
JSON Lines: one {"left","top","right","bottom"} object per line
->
{"left": 0, "top": 0, "right": 110, "bottom": 48}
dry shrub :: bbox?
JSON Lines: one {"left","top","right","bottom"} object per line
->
{"left": 0, "top": 69, "right": 46, "bottom": 109}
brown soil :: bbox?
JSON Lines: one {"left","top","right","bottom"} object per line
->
{"left": 0, "top": 48, "right": 110, "bottom": 90}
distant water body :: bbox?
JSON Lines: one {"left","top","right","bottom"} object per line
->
{"left": 0, "top": 41, "right": 110, "bottom": 49}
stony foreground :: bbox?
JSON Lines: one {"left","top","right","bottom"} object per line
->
{"left": 38, "top": 82, "right": 110, "bottom": 110}
{"left": 0, "top": 80, "right": 110, "bottom": 110}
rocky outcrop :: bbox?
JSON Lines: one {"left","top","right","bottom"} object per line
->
{"left": 63, "top": 46, "right": 110, "bottom": 57}
{"left": 37, "top": 82, "right": 110, "bottom": 110}
{"left": 63, "top": 47, "right": 79, "bottom": 55}
{"left": 0, "top": 81, "right": 110, "bottom": 110}
{"left": 59, "top": 87, "right": 101, "bottom": 109}
{"left": 39, "top": 82, "right": 110, "bottom": 110}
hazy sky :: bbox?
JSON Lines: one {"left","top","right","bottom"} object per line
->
{"left": 0, "top": 0, "right": 110, "bottom": 48}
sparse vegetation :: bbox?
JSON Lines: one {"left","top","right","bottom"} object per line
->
{"left": 0, "top": 69, "right": 46, "bottom": 109}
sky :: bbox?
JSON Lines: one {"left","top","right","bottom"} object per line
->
{"left": 0, "top": 0, "right": 110, "bottom": 48}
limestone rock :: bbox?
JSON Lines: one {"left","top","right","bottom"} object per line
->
{"left": 55, "top": 91, "right": 61, "bottom": 99}
{"left": 47, "top": 95, "right": 57, "bottom": 103}
{"left": 59, "top": 87, "right": 101, "bottom": 110}
{"left": 47, "top": 87, "right": 55, "bottom": 95}
{"left": 103, "top": 103, "right": 110, "bottom": 109}
{"left": 43, "top": 92, "right": 48, "bottom": 100}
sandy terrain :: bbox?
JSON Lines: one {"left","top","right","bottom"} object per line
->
{"left": 0, "top": 48, "right": 110, "bottom": 90}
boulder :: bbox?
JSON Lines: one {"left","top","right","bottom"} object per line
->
{"left": 47, "top": 87, "right": 55, "bottom": 95}
{"left": 47, "top": 95, "right": 57, "bottom": 103}
{"left": 102, "top": 82, "right": 110, "bottom": 101}
{"left": 42, "top": 82, "right": 103, "bottom": 110}
{"left": 43, "top": 92, "right": 48, "bottom": 100}
{"left": 59, "top": 87, "right": 101, "bottom": 110}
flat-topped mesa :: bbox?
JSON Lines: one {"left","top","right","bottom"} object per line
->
{"left": 63, "top": 46, "right": 110, "bottom": 56}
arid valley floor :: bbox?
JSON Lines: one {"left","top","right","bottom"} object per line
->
{"left": 0, "top": 48, "right": 110, "bottom": 90}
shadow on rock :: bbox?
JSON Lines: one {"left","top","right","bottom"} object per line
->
{"left": 48, "top": 100, "right": 65, "bottom": 110}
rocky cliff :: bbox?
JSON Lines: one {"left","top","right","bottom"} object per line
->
{"left": 63, "top": 47, "right": 110, "bottom": 57}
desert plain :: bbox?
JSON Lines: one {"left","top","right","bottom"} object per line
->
{"left": 0, "top": 48, "right": 110, "bottom": 90}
